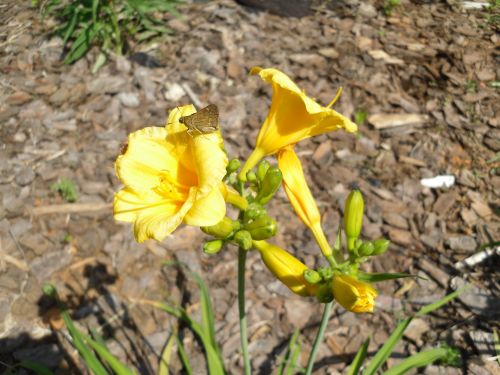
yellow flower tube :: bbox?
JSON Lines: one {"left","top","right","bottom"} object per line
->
{"left": 239, "top": 67, "right": 357, "bottom": 180}
{"left": 114, "top": 105, "right": 228, "bottom": 243}
{"left": 332, "top": 274, "right": 378, "bottom": 313}
{"left": 277, "top": 147, "right": 332, "bottom": 257}
{"left": 253, "top": 240, "right": 317, "bottom": 297}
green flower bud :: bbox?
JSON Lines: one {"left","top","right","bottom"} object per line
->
{"left": 42, "top": 283, "right": 57, "bottom": 298}
{"left": 226, "top": 158, "right": 241, "bottom": 175}
{"left": 204, "top": 240, "right": 224, "bottom": 254}
{"left": 372, "top": 238, "right": 390, "bottom": 255}
{"left": 234, "top": 230, "right": 253, "bottom": 250}
{"left": 257, "top": 160, "right": 270, "bottom": 181}
{"left": 243, "top": 203, "right": 266, "bottom": 222}
{"left": 243, "top": 215, "right": 277, "bottom": 240}
{"left": 255, "top": 166, "right": 282, "bottom": 204}
{"left": 246, "top": 170, "right": 257, "bottom": 183}
{"left": 316, "top": 282, "right": 334, "bottom": 303}
{"left": 358, "top": 241, "right": 374, "bottom": 256}
{"left": 304, "top": 269, "right": 322, "bottom": 284}
{"left": 344, "top": 189, "right": 364, "bottom": 252}
{"left": 201, "top": 217, "right": 239, "bottom": 239}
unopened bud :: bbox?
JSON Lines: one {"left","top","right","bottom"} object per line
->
{"left": 226, "top": 159, "right": 241, "bottom": 175}
{"left": 344, "top": 189, "right": 364, "bottom": 252}
{"left": 316, "top": 282, "right": 334, "bottom": 303}
{"left": 372, "top": 239, "right": 390, "bottom": 255}
{"left": 256, "top": 167, "right": 282, "bottom": 204}
{"left": 204, "top": 240, "right": 224, "bottom": 254}
{"left": 234, "top": 230, "right": 253, "bottom": 250}
{"left": 358, "top": 241, "right": 374, "bottom": 256}
{"left": 304, "top": 269, "right": 322, "bottom": 284}
{"left": 243, "top": 203, "right": 266, "bottom": 222}
{"left": 257, "top": 160, "right": 270, "bottom": 181}
{"left": 244, "top": 215, "right": 277, "bottom": 240}
{"left": 246, "top": 170, "right": 257, "bottom": 183}
{"left": 201, "top": 217, "right": 239, "bottom": 239}
{"left": 43, "top": 283, "right": 57, "bottom": 298}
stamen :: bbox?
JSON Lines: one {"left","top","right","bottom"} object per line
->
{"left": 327, "top": 86, "right": 343, "bottom": 108}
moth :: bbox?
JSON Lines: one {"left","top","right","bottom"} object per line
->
{"left": 179, "top": 104, "right": 219, "bottom": 136}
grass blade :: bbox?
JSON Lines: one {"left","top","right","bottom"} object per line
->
{"left": 85, "top": 336, "right": 136, "bottom": 375}
{"left": 358, "top": 272, "right": 418, "bottom": 283}
{"left": 63, "top": 23, "right": 97, "bottom": 64}
{"left": 363, "top": 317, "right": 412, "bottom": 375}
{"left": 277, "top": 329, "right": 300, "bottom": 375}
{"left": 60, "top": 310, "right": 108, "bottom": 375}
{"left": 416, "top": 287, "right": 465, "bottom": 317}
{"left": 347, "top": 337, "right": 370, "bottom": 375}
{"left": 382, "top": 346, "right": 455, "bottom": 375}
{"left": 286, "top": 332, "right": 302, "bottom": 375}
{"left": 17, "top": 361, "right": 55, "bottom": 375}
{"left": 158, "top": 332, "right": 176, "bottom": 375}
{"left": 176, "top": 334, "right": 194, "bottom": 375}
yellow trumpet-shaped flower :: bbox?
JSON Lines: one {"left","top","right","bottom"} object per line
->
{"left": 253, "top": 240, "right": 317, "bottom": 297}
{"left": 278, "top": 147, "right": 332, "bottom": 257}
{"left": 114, "top": 105, "right": 228, "bottom": 243}
{"left": 332, "top": 275, "right": 378, "bottom": 313}
{"left": 239, "top": 67, "right": 357, "bottom": 179}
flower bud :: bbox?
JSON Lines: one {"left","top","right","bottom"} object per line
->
{"left": 257, "top": 160, "right": 270, "bottom": 181}
{"left": 226, "top": 158, "right": 241, "bottom": 175}
{"left": 246, "top": 170, "right": 258, "bottom": 183}
{"left": 256, "top": 166, "right": 282, "bottom": 204}
{"left": 304, "top": 269, "right": 322, "bottom": 284}
{"left": 344, "top": 189, "right": 364, "bottom": 252}
{"left": 233, "top": 230, "right": 253, "bottom": 250}
{"left": 201, "top": 217, "right": 239, "bottom": 239}
{"left": 254, "top": 240, "right": 317, "bottom": 296}
{"left": 358, "top": 241, "right": 374, "bottom": 256}
{"left": 245, "top": 216, "right": 277, "bottom": 240}
{"left": 43, "top": 283, "right": 58, "bottom": 298}
{"left": 203, "top": 240, "right": 224, "bottom": 254}
{"left": 316, "top": 282, "right": 334, "bottom": 303}
{"left": 332, "top": 274, "right": 377, "bottom": 313}
{"left": 372, "top": 239, "right": 390, "bottom": 255}
{"left": 243, "top": 203, "right": 266, "bottom": 222}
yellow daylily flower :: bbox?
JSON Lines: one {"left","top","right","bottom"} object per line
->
{"left": 114, "top": 105, "right": 228, "bottom": 243}
{"left": 278, "top": 146, "right": 333, "bottom": 257}
{"left": 332, "top": 274, "right": 378, "bottom": 313}
{"left": 239, "top": 67, "right": 357, "bottom": 179}
{"left": 253, "top": 240, "right": 317, "bottom": 297}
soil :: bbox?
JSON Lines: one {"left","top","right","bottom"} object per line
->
{"left": 0, "top": 0, "right": 499, "bottom": 374}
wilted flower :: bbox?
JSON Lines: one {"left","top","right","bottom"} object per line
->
{"left": 114, "top": 105, "right": 228, "bottom": 243}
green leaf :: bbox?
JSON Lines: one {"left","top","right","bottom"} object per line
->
{"left": 357, "top": 272, "right": 419, "bottom": 283}
{"left": 158, "top": 332, "right": 175, "bottom": 375}
{"left": 363, "top": 317, "right": 413, "bottom": 375}
{"left": 493, "top": 330, "right": 500, "bottom": 366}
{"left": 63, "top": 24, "right": 97, "bottom": 64}
{"left": 382, "top": 346, "right": 457, "bottom": 375}
{"left": 61, "top": 310, "right": 108, "bottom": 375}
{"left": 176, "top": 334, "right": 194, "bottom": 375}
{"left": 416, "top": 287, "right": 465, "bottom": 317}
{"left": 347, "top": 337, "right": 370, "bottom": 375}
{"left": 286, "top": 331, "right": 302, "bottom": 375}
{"left": 277, "top": 329, "right": 300, "bottom": 375}
{"left": 18, "top": 361, "right": 56, "bottom": 375}
{"left": 62, "top": 8, "right": 80, "bottom": 45}
{"left": 91, "top": 52, "right": 107, "bottom": 73}
{"left": 85, "top": 336, "right": 136, "bottom": 375}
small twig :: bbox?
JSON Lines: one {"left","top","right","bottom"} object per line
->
{"left": 33, "top": 202, "right": 112, "bottom": 215}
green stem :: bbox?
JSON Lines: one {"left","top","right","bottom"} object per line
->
{"left": 305, "top": 302, "right": 333, "bottom": 375}
{"left": 238, "top": 247, "right": 251, "bottom": 375}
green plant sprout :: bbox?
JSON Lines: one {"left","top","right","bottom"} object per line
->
{"left": 50, "top": 178, "right": 78, "bottom": 202}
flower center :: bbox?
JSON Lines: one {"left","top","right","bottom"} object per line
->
{"left": 154, "top": 170, "right": 190, "bottom": 202}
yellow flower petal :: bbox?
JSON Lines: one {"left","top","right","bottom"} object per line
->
{"left": 183, "top": 187, "right": 226, "bottom": 227}
{"left": 332, "top": 275, "right": 378, "bottom": 313}
{"left": 239, "top": 68, "right": 357, "bottom": 178}
{"left": 113, "top": 104, "right": 228, "bottom": 243}
{"left": 254, "top": 240, "right": 317, "bottom": 297}
{"left": 278, "top": 147, "right": 332, "bottom": 257}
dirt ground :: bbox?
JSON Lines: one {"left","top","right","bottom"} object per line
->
{"left": 0, "top": 0, "right": 499, "bottom": 373}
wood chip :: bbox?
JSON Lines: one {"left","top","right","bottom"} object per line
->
{"left": 399, "top": 155, "right": 426, "bottom": 167}
{"left": 33, "top": 202, "right": 112, "bottom": 215}
{"left": 368, "top": 50, "right": 404, "bottom": 65}
{"left": 368, "top": 113, "right": 428, "bottom": 129}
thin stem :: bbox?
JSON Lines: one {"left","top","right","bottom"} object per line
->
{"left": 305, "top": 302, "right": 333, "bottom": 375}
{"left": 238, "top": 247, "right": 251, "bottom": 375}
